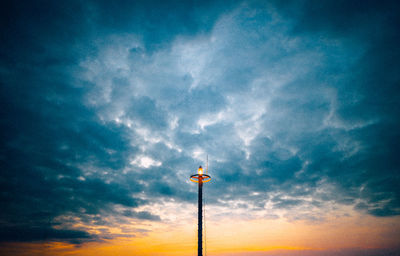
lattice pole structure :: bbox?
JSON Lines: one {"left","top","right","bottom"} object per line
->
{"left": 190, "top": 166, "right": 211, "bottom": 256}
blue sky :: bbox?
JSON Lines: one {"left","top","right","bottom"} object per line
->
{"left": 0, "top": 0, "right": 399, "bottom": 254}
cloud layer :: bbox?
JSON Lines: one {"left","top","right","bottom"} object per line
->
{"left": 1, "top": 0, "right": 399, "bottom": 245}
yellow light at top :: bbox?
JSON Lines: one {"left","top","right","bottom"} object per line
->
{"left": 198, "top": 166, "right": 203, "bottom": 175}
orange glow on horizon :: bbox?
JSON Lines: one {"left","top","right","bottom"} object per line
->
{"left": 1, "top": 212, "right": 399, "bottom": 256}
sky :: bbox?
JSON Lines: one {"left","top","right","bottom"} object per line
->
{"left": 0, "top": 0, "right": 400, "bottom": 255}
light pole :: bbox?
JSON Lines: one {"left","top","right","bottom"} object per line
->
{"left": 190, "top": 166, "right": 211, "bottom": 256}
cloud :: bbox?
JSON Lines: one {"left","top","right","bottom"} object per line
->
{"left": 122, "top": 210, "right": 161, "bottom": 221}
{"left": 1, "top": 0, "right": 399, "bottom": 246}
{"left": 0, "top": 226, "right": 92, "bottom": 244}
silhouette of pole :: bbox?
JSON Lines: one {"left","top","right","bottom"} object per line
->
{"left": 198, "top": 177, "right": 203, "bottom": 256}
{"left": 190, "top": 166, "right": 211, "bottom": 256}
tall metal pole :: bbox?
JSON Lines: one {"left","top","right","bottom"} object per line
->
{"left": 190, "top": 166, "right": 211, "bottom": 256}
{"left": 198, "top": 178, "right": 203, "bottom": 256}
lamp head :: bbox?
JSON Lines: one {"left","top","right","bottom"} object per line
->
{"left": 198, "top": 166, "right": 203, "bottom": 175}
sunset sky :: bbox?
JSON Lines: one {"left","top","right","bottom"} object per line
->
{"left": 1, "top": 0, "right": 400, "bottom": 255}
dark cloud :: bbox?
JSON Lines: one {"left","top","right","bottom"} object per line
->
{"left": 0, "top": 226, "right": 92, "bottom": 244}
{"left": 125, "top": 96, "right": 168, "bottom": 129}
{"left": 90, "top": 0, "right": 237, "bottom": 52}
{"left": 0, "top": 1, "right": 144, "bottom": 243}
{"left": 122, "top": 210, "right": 161, "bottom": 221}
